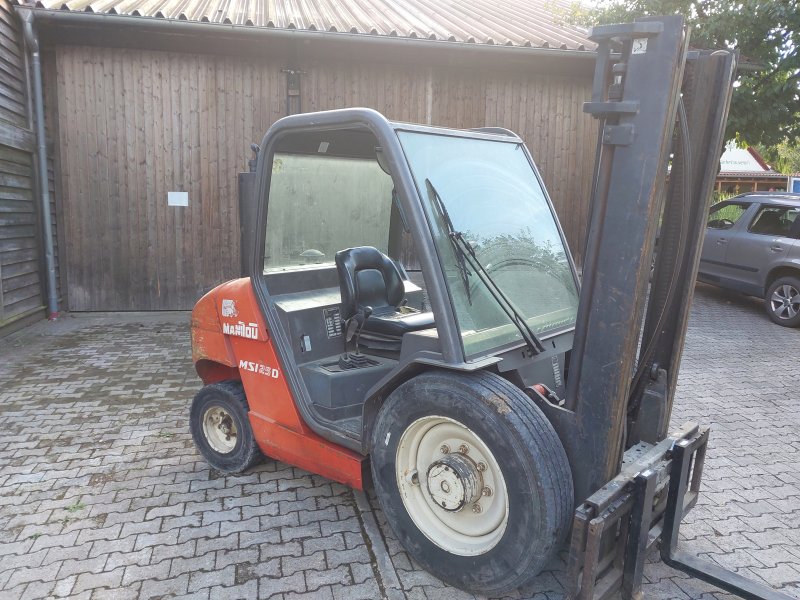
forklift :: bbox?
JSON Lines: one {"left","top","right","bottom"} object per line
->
{"left": 188, "top": 15, "right": 792, "bottom": 599}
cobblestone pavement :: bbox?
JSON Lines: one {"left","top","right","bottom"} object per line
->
{"left": 0, "top": 284, "right": 798, "bottom": 600}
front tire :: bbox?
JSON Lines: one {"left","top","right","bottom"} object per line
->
{"left": 765, "top": 276, "right": 800, "bottom": 327}
{"left": 190, "top": 380, "right": 263, "bottom": 473}
{"left": 370, "top": 370, "right": 573, "bottom": 596}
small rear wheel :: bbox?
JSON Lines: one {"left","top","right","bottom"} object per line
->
{"left": 190, "top": 380, "right": 263, "bottom": 473}
{"left": 765, "top": 276, "right": 800, "bottom": 327}
{"left": 370, "top": 370, "right": 573, "bottom": 595}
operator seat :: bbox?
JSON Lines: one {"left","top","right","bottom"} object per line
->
{"left": 335, "top": 247, "right": 434, "bottom": 349}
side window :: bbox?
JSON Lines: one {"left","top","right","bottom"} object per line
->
{"left": 707, "top": 202, "right": 748, "bottom": 230}
{"left": 748, "top": 206, "right": 797, "bottom": 236}
{"left": 264, "top": 153, "right": 394, "bottom": 271}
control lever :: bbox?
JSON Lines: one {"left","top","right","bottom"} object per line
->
{"left": 339, "top": 306, "right": 374, "bottom": 370}
{"left": 353, "top": 306, "right": 372, "bottom": 355}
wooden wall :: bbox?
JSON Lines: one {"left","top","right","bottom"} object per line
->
{"left": 0, "top": 0, "right": 61, "bottom": 333}
{"left": 53, "top": 44, "right": 596, "bottom": 311}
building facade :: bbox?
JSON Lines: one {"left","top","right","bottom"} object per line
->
{"left": 1, "top": 0, "right": 599, "bottom": 323}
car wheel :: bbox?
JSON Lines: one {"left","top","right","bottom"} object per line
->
{"left": 190, "top": 380, "right": 264, "bottom": 473}
{"left": 369, "top": 370, "right": 573, "bottom": 596}
{"left": 765, "top": 276, "right": 800, "bottom": 327}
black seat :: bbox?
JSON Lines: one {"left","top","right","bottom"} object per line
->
{"left": 335, "top": 247, "right": 434, "bottom": 342}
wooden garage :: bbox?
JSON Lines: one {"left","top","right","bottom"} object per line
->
{"left": 5, "top": 0, "right": 598, "bottom": 314}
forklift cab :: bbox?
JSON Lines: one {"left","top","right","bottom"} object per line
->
{"left": 249, "top": 108, "right": 581, "bottom": 453}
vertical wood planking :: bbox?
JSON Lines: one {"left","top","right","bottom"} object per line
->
{"left": 55, "top": 45, "right": 595, "bottom": 310}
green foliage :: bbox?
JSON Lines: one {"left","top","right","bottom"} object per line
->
{"left": 711, "top": 190, "right": 737, "bottom": 205}
{"left": 757, "top": 141, "right": 800, "bottom": 174}
{"left": 567, "top": 0, "right": 800, "bottom": 147}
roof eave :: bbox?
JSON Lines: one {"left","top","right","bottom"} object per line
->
{"left": 15, "top": 6, "right": 596, "bottom": 61}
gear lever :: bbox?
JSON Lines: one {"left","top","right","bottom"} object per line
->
{"left": 353, "top": 306, "right": 372, "bottom": 355}
{"left": 339, "top": 306, "right": 374, "bottom": 369}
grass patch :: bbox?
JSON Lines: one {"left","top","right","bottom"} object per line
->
{"left": 65, "top": 500, "right": 87, "bottom": 513}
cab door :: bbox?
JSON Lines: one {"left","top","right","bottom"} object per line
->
{"left": 724, "top": 204, "right": 800, "bottom": 295}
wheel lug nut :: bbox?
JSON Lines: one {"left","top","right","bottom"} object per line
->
{"left": 483, "top": 486, "right": 493, "bottom": 497}
{"left": 477, "top": 462, "right": 487, "bottom": 472}
{"left": 472, "top": 503, "right": 482, "bottom": 514}
{"left": 440, "top": 444, "right": 450, "bottom": 454}
{"left": 458, "top": 444, "right": 469, "bottom": 454}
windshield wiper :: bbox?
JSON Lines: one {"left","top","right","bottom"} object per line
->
{"left": 426, "top": 179, "right": 472, "bottom": 305}
{"left": 425, "top": 179, "right": 545, "bottom": 356}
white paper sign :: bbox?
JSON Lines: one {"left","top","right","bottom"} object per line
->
{"left": 168, "top": 191, "right": 188, "bottom": 207}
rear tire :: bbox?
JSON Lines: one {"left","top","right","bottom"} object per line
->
{"left": 369, "top": 370, "right": 573, "bottom": 596}
{"left": 190, "top": 380, "right": 263, "bottom": 473}
{"left": 765, "top": 276, "right": 800, "bottom": 327}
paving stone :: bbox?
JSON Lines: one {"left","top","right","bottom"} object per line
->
{"left": 57, "top": 556, "right": 109, "bottom": 579}
{"left": 331, "top": 579, "right": 382, "bottom": 600}
{"left": 285, "top": 585, "right": 335, "bottom": 600}
{"left": 90, "top": 586, "right": 141, "bottom": 600}
{"left": 139, "top": 574, "right": 190, "bottom": 598}
{"left": 187, "top": 564, "right": 235, "bottom": 592}
{"left": 169, "top": 552, "right": 216, "bottom": 577}
{"left": 306, "top": 565, "right": 352, "bottom": 590}
{"left": 259, "top": 571, "right": 306, "bottom": 597}
{"left": 207, "top": 579, "right": 257, "bottom": 600}
{"left": 72, "top": 567, "right": 124, "bottom": 594}
{"left": 215, "top": 547, "right": 259, "bottom": 570}
{"left": 281, "top": 551, "right": 326, "bottom": 576}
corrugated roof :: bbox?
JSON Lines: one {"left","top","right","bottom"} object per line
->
{"left": 718, "top": 171, "right": 788, "bottom": 178}
{"left": 22, "top": 0, "right": 594, "bottom": 51}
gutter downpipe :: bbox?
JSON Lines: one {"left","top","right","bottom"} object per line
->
{"left": 19, "top": 7, "right": 58, "bottom": 320}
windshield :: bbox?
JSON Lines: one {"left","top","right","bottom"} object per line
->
{"left": 398, "top": 130, "right": 579, "bottom": 356}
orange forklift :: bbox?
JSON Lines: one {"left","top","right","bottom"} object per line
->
{"left": 188, "top": 15, "right": 790, "bottom": 600}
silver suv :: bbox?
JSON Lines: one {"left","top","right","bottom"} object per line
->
{"left": 699, "top": 193, "right": 800, "bottom": 327}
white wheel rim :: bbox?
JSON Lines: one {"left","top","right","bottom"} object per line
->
{"left": 202, "top": 405, "right": 238, "bottom": 454}
{"left": 395, "top": 415, "right": 509, "bottom": 556}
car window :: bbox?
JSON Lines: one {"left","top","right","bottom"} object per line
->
{"left": 748, "top": 206, "right": 799, "bottom": 237}
{"left": 707, "top": 202, "right": 748, "bottom": 230}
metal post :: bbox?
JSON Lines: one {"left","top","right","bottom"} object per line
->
{"left": 564, "top": 16, "right": 689, "bottom": 502}
{"left": 20, "top": 9, "right": 59, "bottom": 320}
{"left": 238, "top": 144, "right": 260, "bottom": 278}
{"left": 629, "top": 50, "right": 737, "bottom": 443}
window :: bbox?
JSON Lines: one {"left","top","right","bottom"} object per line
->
{"left": 398, "top": 131, "right": 579, "bottom": 356}
{"left": 707, "top": 202, "right": 748, "bottom": 230}
{"left": 748, "top": 206, "right": 799, "bottom": 237}
{"left": 264, "top": 153, "right": 394, "bottom": 271}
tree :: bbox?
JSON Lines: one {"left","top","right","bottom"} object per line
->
{"left": 757, "top": 141, "right": 800, "bottom": 174}
{"left": 567, "top": 0, "right": 799, "bottom": 147}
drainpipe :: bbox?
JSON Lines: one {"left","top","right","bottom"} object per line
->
{"left": 20, "top": 8, "right": 59, "bottom": 320}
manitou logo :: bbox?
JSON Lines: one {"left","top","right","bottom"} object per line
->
{"left": 222, "top": 321, "right": 259, "bottom": 340}
{"left": 239, "top": 360, "right": 280, "bottom": 379}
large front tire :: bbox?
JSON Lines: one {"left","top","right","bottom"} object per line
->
{"left": 370, "top": 370, "right": 573, "bottom": 595}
